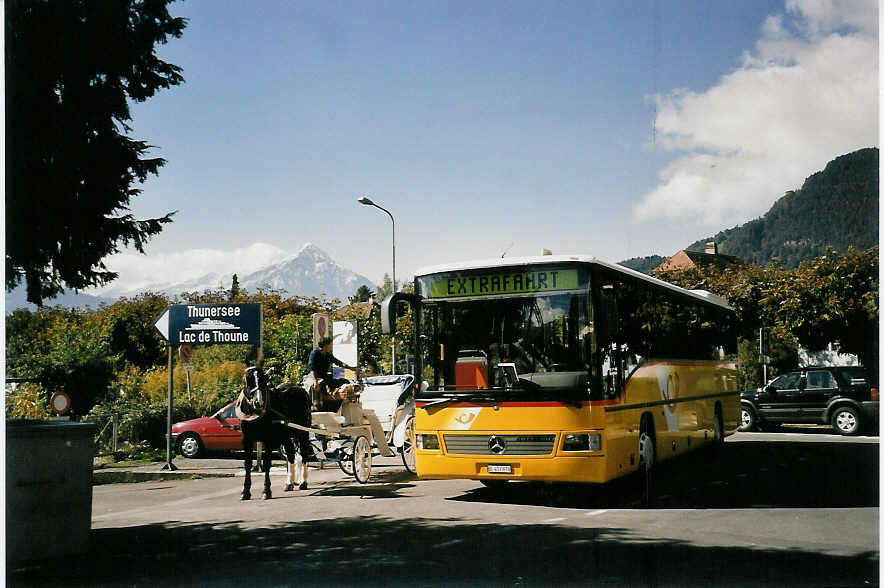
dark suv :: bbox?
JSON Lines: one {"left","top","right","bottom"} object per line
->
{"left": 740, "top": 366, "right": 879, "bottom": 436}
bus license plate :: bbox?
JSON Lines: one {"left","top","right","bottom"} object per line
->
{"left": 487, "top": 464, "right": 512, "bottom": 474}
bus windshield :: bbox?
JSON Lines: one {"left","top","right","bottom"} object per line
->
{"left": 420, "top": 293, "right": 592, "bottom": 397}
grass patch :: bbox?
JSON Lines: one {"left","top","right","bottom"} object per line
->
{"left": 93, "top": 445, "right": 167, "bottom": 469}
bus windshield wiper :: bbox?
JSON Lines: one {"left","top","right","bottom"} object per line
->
{"left": 421, "top": 390, "right": 505, "bottom": 406}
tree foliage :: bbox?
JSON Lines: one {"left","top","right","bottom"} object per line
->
{"left": 618, "top": 255, "right": 665, "bottom": 274}
{"left": 654, "top": 247, "right": 879, "bottom": 387}
{"left": 5, "top": 0, "right": 186, "bottom": 305}
{"left": 375, "top": 274, "right": 399, "bottom": 300}
{"left": 349, "top": 284, "right": 374, "bottom": 304}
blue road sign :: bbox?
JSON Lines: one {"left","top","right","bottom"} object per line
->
{"left": 154, "top": 303, "right": 262, "bottom": 346}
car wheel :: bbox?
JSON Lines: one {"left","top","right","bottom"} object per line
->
{"left": 831, "top": 406, "right": 861, "bottom": 436}
{"left": 638, "top": 416, "right": 656, "bottom": 472}
{"left": 739, "top": 406, "right": 757, "bottom": 432}
{"left": 178, "top": 433, "right": 203, "bottom": 458}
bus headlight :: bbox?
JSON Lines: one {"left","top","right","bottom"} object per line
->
{"left": 562, "top": 433, "right": 602, "bottom": 452}
{"left": 417, "top": 434, "right": 440, "bottom": 450}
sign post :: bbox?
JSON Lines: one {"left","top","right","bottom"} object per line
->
{"left": 154, "top": 303, "right": 263, "bottom": 470}
{"left": 163, "top": 345, "right": 176, "bottom": 470}
{"left": 179, "top": 345, "right": 194, "bottom": 402}
{"left": 759, "top": 327, "right": 770, "bottom": 385}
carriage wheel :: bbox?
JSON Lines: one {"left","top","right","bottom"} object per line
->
{"left": 352, "top": 435, "right": 372, "bottom": 483}
{"left": 401, "top": 416, "right": 417, "bottom": 474}
{"left": 339, "top": 441, "right": 354, "bottom": 475}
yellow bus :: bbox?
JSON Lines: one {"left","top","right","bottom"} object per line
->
{"left": 382, "top": 255, "right": 739, "bottom": 486}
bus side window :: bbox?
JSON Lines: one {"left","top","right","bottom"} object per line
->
{"left": 598, "top": 282, "right": 623, "bottom": 399}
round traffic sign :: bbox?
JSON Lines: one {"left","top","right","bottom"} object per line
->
{"left": 50, "top": 391, "right": 71, "bottom": 415}
{"left": 179, "top": 344, "right": 194, "bottom": 362}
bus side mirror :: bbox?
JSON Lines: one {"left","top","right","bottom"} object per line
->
{"left": 381, "top": 292, "right": 422, "bottom": 335}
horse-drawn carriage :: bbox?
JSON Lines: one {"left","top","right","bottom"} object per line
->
{"left": 290, "top": 376, "right": 397, "bottom": 484}
{"left": 232, "top": 365, "right": 412, "bottom": 499}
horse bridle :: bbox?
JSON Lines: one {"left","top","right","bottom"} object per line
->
{"left": 237, "top": 366, "right": 268, "bottom": 421}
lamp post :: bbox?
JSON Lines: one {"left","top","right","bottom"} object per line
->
{"left": 358, "top": 196, "right": 396, "bottom": 373}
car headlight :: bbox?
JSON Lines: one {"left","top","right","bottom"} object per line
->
{"left": 562, "top": 433, "right": 602, "bottom": 452}
{"left": 417, "top": 434, "right": 440, "bottom": 450}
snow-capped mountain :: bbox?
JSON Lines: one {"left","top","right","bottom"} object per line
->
{"left": 5, "top": 243, "right": 377, "bottom": 312}
{"left": 138, "top": 243, "right": 376, "bottom": 301}
{"left": 238, "top": 243, "right": 376, "bottom": 300}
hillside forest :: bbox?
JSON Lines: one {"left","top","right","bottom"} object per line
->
{"left": 685, "top": 148, "right": 878, "bottom": 268}
{"left": 620, "top": 148, "right": 878, "bottom": 273}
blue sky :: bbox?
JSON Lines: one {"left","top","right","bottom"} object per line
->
{"left": 105, "top": 0, "right": 877, "bottom": 292}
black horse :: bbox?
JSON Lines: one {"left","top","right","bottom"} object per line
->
{"left": 234, "top": 366, "right": 312, "bottom": 500}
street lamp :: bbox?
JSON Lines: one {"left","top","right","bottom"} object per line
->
{"left": 358, "top": 196, "right": 397, "bottom": 373}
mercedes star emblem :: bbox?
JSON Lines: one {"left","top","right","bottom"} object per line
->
{"left": 488, "top": 435, "right": 507, "bottom": 455}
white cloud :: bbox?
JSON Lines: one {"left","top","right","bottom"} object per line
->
{"left": 784, "top": 0, "right": 877, "bottom": 37}
{"left": 634, "top": 0, "right": 878, "bottom": 227}
{"left": 91, "top": 243, "right": 291, "bottom": 294}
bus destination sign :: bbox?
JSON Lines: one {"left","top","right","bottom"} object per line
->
{"left": 153, "top": 303, "right": 262, "bottom": 346}
{"left": 428, "top": 268, "right": 579, "bottom": 299}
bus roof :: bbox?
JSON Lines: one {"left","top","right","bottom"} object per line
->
{"left": 414, "top": 254, "right": 733, "bottom": 311}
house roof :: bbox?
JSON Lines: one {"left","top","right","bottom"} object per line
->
{"left": 333, "top": 300, "right": 372, "bottom": 320}
{"left": 655, "top": 249, "right": 743, "bottom": 273}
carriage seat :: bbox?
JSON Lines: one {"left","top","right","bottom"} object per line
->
{"left": 311, "top": 411, "right": 346, "bottom": 429}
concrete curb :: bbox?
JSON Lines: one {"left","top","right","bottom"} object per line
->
{"left": 91, "top": 455, "right": 404, "bottom": 485}
{"left": 92, "top": 470, "right": 235, "bottom": 485}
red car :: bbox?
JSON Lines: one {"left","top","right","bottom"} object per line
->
{"left": 171, "top": 401, "right": 242, "bottom": 458}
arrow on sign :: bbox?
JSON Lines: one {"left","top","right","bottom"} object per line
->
{"left": 154, "top": 308, "right": 171, "bottom": 341}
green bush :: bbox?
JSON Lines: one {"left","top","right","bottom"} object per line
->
{"left": 5, "top": 382, "right": 50, "bottom": 419}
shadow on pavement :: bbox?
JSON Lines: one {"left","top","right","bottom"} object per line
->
{"left": 311, "top": 482, "right": 417, "bottom": 499}
{"left": 450, "top": 439, "right": 880, "bottom": 510}
{"left": 8, "top": 515, "right": 877, "bottom": 587}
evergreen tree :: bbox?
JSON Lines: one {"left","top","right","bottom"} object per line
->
{"left": 5, "top": 0, "right": 186, "bottom": 305}
{"left": 349, "top": 284, "right": 374, "bottom": 304}
{"left": 376, "top": 274, "right": 397, "bottom": 300}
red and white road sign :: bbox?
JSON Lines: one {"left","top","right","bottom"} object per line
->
{"left": 50, "top": 391, "right": 71, "bottom": 415}
{"left": 179, "top": 344, "right": 194, "bottom": 362}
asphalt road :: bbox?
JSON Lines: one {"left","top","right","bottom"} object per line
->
{"left": 8, "top": 430, "right": 880, "bottom": 587}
